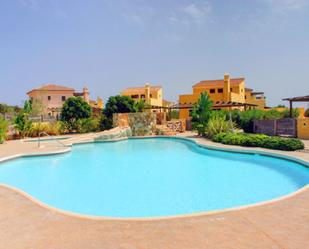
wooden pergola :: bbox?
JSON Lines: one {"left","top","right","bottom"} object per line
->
{"left": 282, "top": 95, "right": 309, "bottom": 117}
{"left": 145, "top": 101, "right": 258, "bottom": 113}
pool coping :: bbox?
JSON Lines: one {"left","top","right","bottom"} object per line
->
{"left": 0, "top": 134, "right": 308, "bottom": 221}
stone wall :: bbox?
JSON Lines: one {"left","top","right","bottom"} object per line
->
{"left": 113, "top": 112, "right": 157, "bottom": 136}
{"left": 166, "top": 119, "right": 186, "bottom": 133}
{"left": 94, "top": 127, "right": 132, "bottom": 141}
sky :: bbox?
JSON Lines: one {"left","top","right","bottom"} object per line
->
{"left": 0, "top": 0, "right": 309, "bottom": 107}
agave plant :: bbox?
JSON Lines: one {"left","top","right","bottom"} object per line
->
{"left": 206, "top": 115, "right": 236, "bottom": 138}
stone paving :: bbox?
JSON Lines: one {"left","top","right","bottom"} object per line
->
{"left": 0, "top": 132, "right": 308, "bottom": 249}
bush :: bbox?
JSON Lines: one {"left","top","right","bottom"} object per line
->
{"left": 238, "top": 110, "right": 265, "bottom": 133}
{"left": 60, "top": 97, "right": 92, "bottom": 132}
{"left": 28, "top": 122, "right": 61, "bottom": 137}
{"left": 262, "top": 137, "right": 304, "bottom": 151}
{"left": 77, "top": 118, "right": 100, "bottom": 133}
{"left": 206, "top": 114, "right": 236, "bottom": 138}
{"left": 233, "top": 109, "right": 299, "bottom": 133}
{"left": 14, "top": 111, "right": 32, "bottom": 138}
{"left": 102, "top": 95, "right": 137, "bottom": 131}
{"left": 281, "top": 108, "right": 299, "bottom": 118}
{"left": 191, "top": 92, "right": 213, "bottom": 136}
{"left": 304, "top": 109, "right": 309, "bottom": 118}
{"left": 0, "top": 117, "right": 9, "bottom": 143}
{"left": 99, "top": 114, "right": 113, "bottom": 131}
{"left": 211, "top": 133, "right": 304, "bottom": 151}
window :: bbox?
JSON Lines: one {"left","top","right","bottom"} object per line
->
{"left": 218, "top": 88, "right": 223, "bottom": 93}
{"left": 210, "top": 89, "right": 215, "bottom": 94}
{"left": 62, "top": 96, "right": 66, "bottom": 101}
{"left": 48, "top": 96, "right": 51, "bottom": 101}
{"left": 230, "top": 88, "right": 233, "bottom": 91}
{"left": 131, "top": 95, "right": 139, "bottom": 99}
{"left": 150, "top": 94, "right": 152, "bottom": 98}
{"left": 141, "top": 94, "right": 145, "bottom": 99}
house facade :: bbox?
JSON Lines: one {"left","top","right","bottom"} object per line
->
{"left": 178, "top": 74, "right": 266, "bottom": 119}
{"left": 121, "top": 83, "right": 165, "bottom": 112}
{"left": 27, "top": 84, "right": 103, "bottom": 117}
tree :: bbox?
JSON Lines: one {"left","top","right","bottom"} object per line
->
{"left": 29, "top": 99, "right": 44, "bottom": 116}
{"left": 14, "top": 112, "right": 32, "bottom": 138}
{"left": 0, "top": 103, "right": 18, "bottom": 115}
{"left": 133, "top": 99, "right": 148, "bottom": 112}
{"left": 23, "top": 100, "right": 32, "bottom": 113}
{"left": 191, "top": 92, "right": 213, "bottom": 136}
{"left": 0, "top": 103, "right": 10, "bottom": 114}
{"left": 104, "top": 95, "right": 135, "bottom": 118}
{"left": 101, "top": 95, "right": 136, "bottom": 130}
{"left": 13, "top": 100, "right": 33, "bottom": 138}
{"left": 60, "top": 97, "right": 92, "bottom": 132}
{"left": 0, "top": 117, "right": 9, "bottom": 143}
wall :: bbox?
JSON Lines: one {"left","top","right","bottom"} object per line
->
{"left": 297, "top": 118, "right": 309, "bottom": 139}
{"left": 253, "top": 118, "right": 297, "bottom": 137}
{"left": 113, "top": 112, "right": 157, "bottom": 136}
{"left": 166, "top": 119, "right": 186, "bottom": 133}
{"left": 28, "top": 90, "right": 74, "bottom": 116}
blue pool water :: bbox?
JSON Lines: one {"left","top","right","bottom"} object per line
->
{"left": 0, "top": 138, "right": 308, "bottom": 218}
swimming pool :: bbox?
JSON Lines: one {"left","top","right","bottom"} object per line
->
{"left": 0, "top": 137, "right": 308, "bottom": 218}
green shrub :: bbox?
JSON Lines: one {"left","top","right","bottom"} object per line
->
{"left": 281, "top": 108, "right": 299, "bottom": 118}
{"left": 262, "top": 137, "right": 304, "bottom": 151}
{"left": 0, "top": 117, "right": 9, "bottom": 143}
{"left": 99, "top": 114, "right": 113, "bottom": 131}
{"left": 212, "top": 132, "right": 228, "bottom": 143}
{"left": 60, "top": 97, "right": 92, "bottom": 132}
{"left": 191, "top": 92, "right": 213, "bottom": 136}
{"left": 304, "top": 109, "right": 309, "bottom": 118}
{"left": 206, "top": 115, "right": 236, "bottom": 138}
{"left": 28, "top": 122, "right": 62, "bottom": 137}
{"left": 77, "top": 118, "right": 100, "bottom": 133}
{"left": 238, "top": 110, "right": 265, "bottom": 133}
{"left": 211, "top": 133, "right": 304, "bottom": 151}
{"left": 14, "top": 111, "right": 32, "bottom": 138}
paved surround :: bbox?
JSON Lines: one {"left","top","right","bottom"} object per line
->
{"left": 0, "top": 132, "right": 309, "bottom": 249}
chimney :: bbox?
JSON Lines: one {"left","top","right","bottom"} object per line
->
{"left": 83, "top": 87, "right": 90, "bottom": 104}
{"left": 223, "top": 73, "right": 231, "bottom": 102}
{"left": 145, "top": 83, "right": 151, "bottom": 104}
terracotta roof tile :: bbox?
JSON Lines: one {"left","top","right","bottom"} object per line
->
{"left": 193, "top": 78, "right": 245, "bottom": 88}
{"left": 27, "top": 84, "right": 75, "bottom": 94}
{"left": 122, "top": 86, "right": 162, "bottom": 94}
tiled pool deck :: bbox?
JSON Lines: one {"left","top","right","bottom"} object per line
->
{"left": 0, "top": 131, "right": 308, "bottom": 249}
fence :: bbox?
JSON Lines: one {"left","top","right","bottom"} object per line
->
{"left": 253, "top": 118, "right": 297, "bottom": 137}
{"left": 1, "top": 113, "right": 57, "bottom": 123}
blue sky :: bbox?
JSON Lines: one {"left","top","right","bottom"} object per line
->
{"left": 0, "top": 0, "right": 309, "bottom": 107}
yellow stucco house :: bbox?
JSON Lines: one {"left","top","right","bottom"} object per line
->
{"left": 178, "top": 74, "right": 266, "bottom": 119}
{"left": 27, "top": 84, "right": 103, "bottom": 117}
{"left": 121, "top": 83, "right": 169, "bottom": 112}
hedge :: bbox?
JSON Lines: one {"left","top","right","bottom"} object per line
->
{"left": 212, "top": 133, "right": 304, "bottom": 151}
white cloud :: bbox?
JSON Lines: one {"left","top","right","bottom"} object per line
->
{"left": 123, "top": 13, "right": 145, "bottom": 26}
{"left": 265, "top": 0, "right": 309, "bottom": 12}
{"left": 182, "top": 2, "right": 211, "bottom": 21}
{"left": 169, "top": 2, "right": 212, "bottom": 26}
{"left": 19, "top": 0, "right": 40, "bottom": 11}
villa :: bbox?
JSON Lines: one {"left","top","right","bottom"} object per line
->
{"left": 121, "top": 83, "right": 173, "bottom": 112}
{"left": 178, "top": 73, "right": 266, "bottom": 119}
{"left": 27, "top": 84, "right": 103, "bottom": 118}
